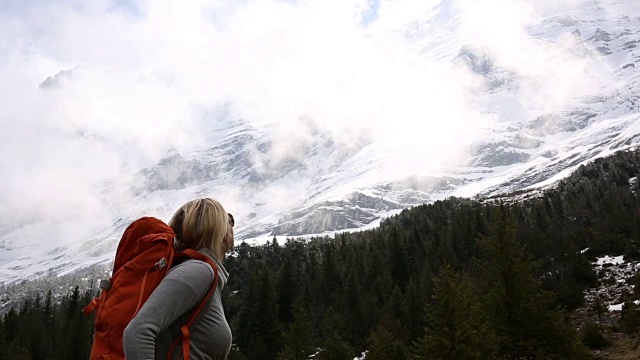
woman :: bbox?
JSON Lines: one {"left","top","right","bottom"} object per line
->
{"left": 123, "top": 198, "right": 234, "bottom": 360}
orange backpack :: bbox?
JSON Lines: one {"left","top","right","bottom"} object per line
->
{"left": 82, "top": 217, "right": 218, "bottom": 360}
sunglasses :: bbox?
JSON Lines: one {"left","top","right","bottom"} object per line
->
{"left": 228, "top": 213, "right": 235, "bottom": 227}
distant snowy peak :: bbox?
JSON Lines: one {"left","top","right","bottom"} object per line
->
{"left": 1, "top": 0, "right": 640, "bottom": 284}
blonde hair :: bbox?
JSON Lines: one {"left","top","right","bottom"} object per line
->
{"left": 168, "top": 198, "right": 229, "bottom": 261}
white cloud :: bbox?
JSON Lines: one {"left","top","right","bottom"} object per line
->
{"left": 0, "top": 0, "right": 617, "bottom": 245}
{"left": 456, "top": 0, "right": 609, "bottom": 113}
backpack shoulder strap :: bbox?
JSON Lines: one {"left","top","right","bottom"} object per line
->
{"left": 167, "top": 249, "right": 219, "bottom": 360}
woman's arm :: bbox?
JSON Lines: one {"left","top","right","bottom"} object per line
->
{"left": 122, "top": 260, "right": 215, "bottom": 360}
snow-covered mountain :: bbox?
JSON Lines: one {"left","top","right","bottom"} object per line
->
{"left": 1, "top": 0, "right": 639, "bottom": 284}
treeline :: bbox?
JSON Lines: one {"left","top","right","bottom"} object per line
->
{"left": 0, "top": 287, "right": 94, "bottom": 359}
{"left": 224, "top": 211, "right": 591, "bottom": 360}
{"left": 4, "top": 149, "right": 640, "bottom": 359}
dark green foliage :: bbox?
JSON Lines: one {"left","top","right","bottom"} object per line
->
{"left": 590, "top": 296, "right": 608, "bottom": 329}
{"left": 233, "top": 264, "right": 282, "bottom": 360}
{"left": 343, "top": 268, "right": 367, "bottom": 349}
{"left": 1, "top": 285, "right": 96, "bottom": 360}
{"left": 277, "top": 254, "right": 298, "bottom": 324}
{"left": 317, "top": 333, "right": 354, "bottom": 360}
{"left": 365, "top": 327, "right": 407, "bottom": 360}
{"left": 581, "top": 320, "right": 610, "bottom": 349}
{"left": 388, "top": 226, "right": 410, "bottom": 290}
{"left": 9, "top": 148, "right": 640, "bottom": 359}
{"left": 620, "top": 301, "right": 640, "bottom": 338}
{"left": 476, "top": 211, "right": 587, "bottom": 359}
{"left": 276, "top": 300, "right": 316, "bottom": 360}
{"left": 412, "top": 264, "right": 496, "bottom": 360}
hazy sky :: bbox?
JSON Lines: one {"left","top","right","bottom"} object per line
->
{"left": 0, "top": 0, "right": 613, "bottom": 244}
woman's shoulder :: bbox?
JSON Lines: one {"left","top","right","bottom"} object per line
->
{"left": 169, "top": 259, "right": 216, "bottom": 284}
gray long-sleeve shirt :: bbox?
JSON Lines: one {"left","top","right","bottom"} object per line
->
{"left": 123, "top": 249, "right": 231, "bottom": 360}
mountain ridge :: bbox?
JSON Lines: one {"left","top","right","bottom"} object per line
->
{"left": 1, "top": 0, "right": 639, "bottom": 284}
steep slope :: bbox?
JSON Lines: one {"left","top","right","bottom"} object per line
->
{"left": 0, "top": 0, "right": 639, "bottom": 283}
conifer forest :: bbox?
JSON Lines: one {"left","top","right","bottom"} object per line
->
{"left": 4, "top": 149, "right": 640, "bottom": 359}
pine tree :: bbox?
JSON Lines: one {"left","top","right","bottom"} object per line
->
{"left": 620, "top": 301, "right": 640, "bottom": 349}
{"left": 476, "top": 210, "right": 587, "bottom": 359}
{"left": 3, "top": 308, "right": 19, "bottom": 345}
{"left": 302, "top": 251, "right": 321, "bottom": 307}
{"left": 412, "top": 264, "right": 496, "bottom": 360}
{"left": 317, "top": 333, "right": 353, "bottom": 360}
{"left": 403, "top": 266, "right": 432, "bottom": 343}
{"left": 344, "top": 268, "right": 366, "bottom": 348}
{"left": 389, "top": 226, "right": 410, "bottom": 289}
{"left": 276, "top": 300, "right": 316, "bottom": 360}
{"left": 277, "top": 253, "right": 298, "bottom": 324}
{"left": 21, "top": 293, "right": 49, "bottom": 360}
{"left": 235, "top": 265, "right": 282, "bottom": 360}
{"left": 590, "top": 296, "right": 608, "bottom": 330}
{"left": 319, "top": 306, "right": 349, "bottom": 345}
{"left": 365, "top": 327, "right": 407, "bottom": 360}
{"left": 319, "top": 243, "right": 342, "bottom": 307}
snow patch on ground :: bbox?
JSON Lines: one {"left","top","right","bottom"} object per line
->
{"left": 596, "top": 255, "right": 625, "bottom": 266}
{"left": 585, "top": 255, "right": 640, "bottom": 313}
{"left": 609, "top": 303, "right": 623, "bottom": 311}
{"left": 609, "top": 300, "right": 640, "bottom": 312}
{"left": 242, "top": 209, "right": 404, "bottom": 246}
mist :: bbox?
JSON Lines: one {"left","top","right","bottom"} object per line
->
{"left": 0, "top": 0, "right": 613, "bottom": 250}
